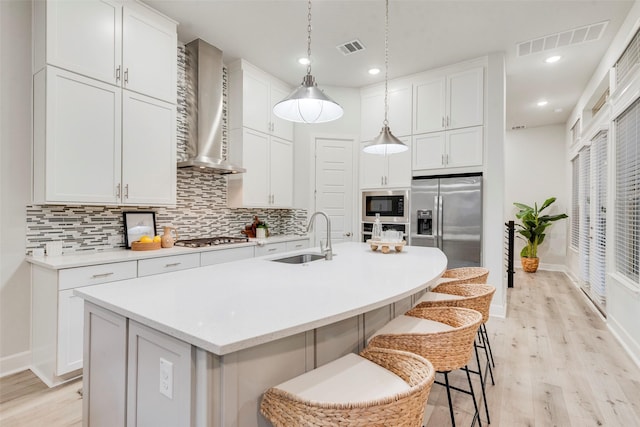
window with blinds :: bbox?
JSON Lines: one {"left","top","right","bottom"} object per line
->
{"left": 615, "top": 98, "right": 640, "bottom": 285}
{"left": 590, "top": 131, "right": 608, "bottom": 306}
{"left": 571, "top": 157, "right": 580, "bottom": 250}
{"left": 615, "top": 27, "right": 640, "bottom": 87}
{"left": 571, "top": 119, "right": 581, "bottom": 145}
{"left": 579, "top": 147, "right": 591, "bottom": 287}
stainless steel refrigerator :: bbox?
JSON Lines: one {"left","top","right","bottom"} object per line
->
{"left": 410, "top": 174, "right": 482, "bottom": 268}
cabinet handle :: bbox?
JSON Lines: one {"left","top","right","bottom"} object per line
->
{"left": 381, "top": 176, "right": 384, "bottom": 186}
{"left": 91, "top": 272, "right": 114, "bottom": 279}
{"left": 445, "top": 154, "right": 449, "bottom": 165}
{"left": 116, "top": 66, "right": 121, "bottom": 82}
{"left": 446, "top": 116, "right": 450, "bottom": 127}
{"left": 165, "top": 262, "right": 181, "bottom": 267}
{"left": 385, "top": 176, "right": 388, "bottom": 185}
{"left": 268, "top": 248, "right": 277, "bottom": 252}
{"left": 124, "top": 68, "right": 129, "bottom": 84}
{"left": 442, "top": 154, "right": 445, "bottom": 165}
{"left": 442, "top": 117, "right": 445, "bottom": 128}
{"left": 124, "top": 184, "right": 129, "bottom": 199}
{"left": 116, "top": 183, "right": 121, "bottom": 198}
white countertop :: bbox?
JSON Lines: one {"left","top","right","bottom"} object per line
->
{"left": 25, "top": 235, "right": 308, "bottom": 269}
{"left": 75, "top": 242, "right": 447, "bottom": 355}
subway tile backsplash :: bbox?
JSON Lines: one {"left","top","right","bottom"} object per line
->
{"left": 25, "top": 45, "right": 306, "bottom": 254}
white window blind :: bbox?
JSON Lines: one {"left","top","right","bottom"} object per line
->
{"left": 571, "top": 157, "right": 580, "bottom": 250}
{"left": 616, "top": 27, "right": 640, "bottom": 87}
{"left": 579, "top": 147, "right": 591, "bottom": 286}
{"left": 590, "top": 131, "right": 608, "bottom": 306}
{"left": 615, "top": 99, "right": 640, "bottom": 285}
{"left": 571, "top": 119, "right": 581, "bottom": 145}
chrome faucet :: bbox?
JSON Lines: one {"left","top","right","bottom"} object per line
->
{"left": 306, "top": 211, "right": 332, "bottom": 260}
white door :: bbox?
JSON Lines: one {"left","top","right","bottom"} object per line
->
{"left": 314, "top": 137, "right": 355, "bottom": 246}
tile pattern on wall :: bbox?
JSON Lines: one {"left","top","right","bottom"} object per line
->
{"left": 25, "top": 46, "right": 306, "bottom": 254}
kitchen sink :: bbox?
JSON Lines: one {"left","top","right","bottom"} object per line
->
{"left": 271, "top": 253, "right": 326, "bottom": 264}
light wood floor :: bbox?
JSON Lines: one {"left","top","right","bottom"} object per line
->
{"left": 1, "top": 270, "right": 639, "bottom": 426}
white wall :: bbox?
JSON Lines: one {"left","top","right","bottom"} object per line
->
{"left": 505, "top": 125, "right": 568, "bottom": 269}
{"left": 0, "top": 0, "right": 32, "bottom": 376}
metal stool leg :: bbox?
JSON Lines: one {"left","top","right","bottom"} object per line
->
{"left": 443, "top": 371, "right": 456, "bottom": 427}
{"left": 473, "top": 343, "right": 490, "bottom": 424}
{"left": 464, "top": 366, "right": 482, "bottom": 427}
{"left": 481, "top": 324, "right": 496, "bottom": 368}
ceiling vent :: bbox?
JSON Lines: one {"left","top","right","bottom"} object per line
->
{"left": 517, "top": 21, "right": 608, "bottom": 57}
{"left": 337, "top": 39, "right": 366, "bottom": 55}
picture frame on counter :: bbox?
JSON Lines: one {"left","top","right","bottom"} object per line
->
{"left": 123, "top": 211, "right": 157, "bottom": 249}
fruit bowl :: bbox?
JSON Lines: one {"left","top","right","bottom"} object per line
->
{"left": 131, "top": 241, "right": 162, "bottom": 251}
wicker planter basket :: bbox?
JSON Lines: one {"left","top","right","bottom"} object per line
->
{"left": 521, "top": 257, "right": 539, "bottom": 273}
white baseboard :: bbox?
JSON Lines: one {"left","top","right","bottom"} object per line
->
{"left": 538, "top": 263, "right": 566, "bottom": 272}
{"left": 607, "top": 315, "right": 640, "bottom": 370}
{"left": 0, "top": 350, "right": 31, "bottom": 378}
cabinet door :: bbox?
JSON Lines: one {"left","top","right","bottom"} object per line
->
{"left": 122, "top": 5, "right": 177, "bottom": 103}
{"left": 269, "top": 137, "right": 293, "bottom": 207}
{"left": 285, "top": 239, "right": 310, "bottom": 252}
{"left": 255, "top": 242, "right": 287, "bottom": 257}
{"left": 57, "top": 289, "right": 85, "bottom": 375}
{"left": 45, "top": 0, "right": 121, "bottom": 85}
{"left": 243, "top": 72, "right": 270, "bottom": 134}
{"left": 360, "top": 143, "right": 387, "bottom": 189}
{"left": 270, "top": 83, "right": 294, "bottom": 140}
{"left": 386, "top": 136, "right": 412, "bottom": 188}
{"left": 414, "top": 76, "right": 446, "bottom": 134}
{"left": 448, "top": 68, "right": 484, "bottom": 129}
{"left": 122, "top": 91, "right": 176, "bottom": 205}
{"left": 242, "top": 129, "right": 270, "bottom": 206}
{"left": 45, "top": 67, "right": 121, "bottom": 204}
{"left": 446, "top": 127, "right": 483, "bottom": 168}
{"left": 361, "top": 82, "right": 412, "bottom": 141}
{"left": 413, "top": 132, "right": 446, "bottom": 171}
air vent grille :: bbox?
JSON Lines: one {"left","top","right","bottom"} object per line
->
{"left": 517, "top": 21, "right": 608, "bottom": 57}
{"left": 337, "top": 39, "right": 366, "bottom": 56}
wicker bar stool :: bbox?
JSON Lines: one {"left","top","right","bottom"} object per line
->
{"left": 415, "top": 283, "right": 496, "bottom": 424}
{"left": 437, "top": 267, "right": 490, "bottom": 286}
{"left": 260, "top": 347, "right": 436, "bottom": 427}
{"left": 368, "top": 307, "right": 483, "bottom": 427}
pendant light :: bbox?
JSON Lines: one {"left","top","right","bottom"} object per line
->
{"left": 272, "top": 0, "right": 343, "bottom": 124}
{"left": 363, "top": 0, "right": 408, "bottom": 155}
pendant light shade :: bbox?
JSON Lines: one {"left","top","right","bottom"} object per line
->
{"left": 273, "top": 0, "right": 343, "bottom": 124}
{"left": 363, "top": 0, "right": 408, "bottom": 155}
{"left": 273, "top": 75, "right": 344, "bottom": 123}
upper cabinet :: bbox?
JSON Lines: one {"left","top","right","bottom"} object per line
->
{"left": 414, "top": 67, "right": 484, "bottom": 134}
{"left": 360, "top": 79, "right": 412, "bottom": 142}
{"left": 32, "top": 0, "right": 177, "bottom": 206}
{"left": 228, "top": 59, "right": 294, "bottom": 141}
{"left": 360, "top": 137, "right": 412, "bottom": 189}
{"left": 34, "top": 0, "right": 177, "bottom": 104}
{"left": 227, "top": 60, "right": 294, "bottom": 208}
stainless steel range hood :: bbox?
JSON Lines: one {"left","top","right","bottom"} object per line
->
{"left": 178, "top": 39, "right": 245, "bottom": 174}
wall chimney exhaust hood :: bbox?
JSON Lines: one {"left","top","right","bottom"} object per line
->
{"left": 178, "top": 39, "right": 245, "bottom": 174}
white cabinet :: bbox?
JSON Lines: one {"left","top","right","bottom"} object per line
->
{"left": 413, "top": 67, "right": 484, "bottom": 134}
{"left": 32, "top": 261, "right": 137, "bottom": 386}
{"left": 413, "top": 127, "right": 483, "bottom": 172}
{"left": 228, "top": 128, "right": 293, "bottom": 208}
{"left": 229, "top": 59, "right": 293, "bottom": 141}
{"left": 255, "top": 242, "right": 287, "bottom": 257}
{"left": 33, "top": 67, "right": 176, "bottom": 205}
{"left": 200, "top": 246, "right": 255, "bottom": 266}
{"left": 360, "top": 80, "right": 412, "bottom": 142}
{"left": 35, "top": 0, "right": 177, "bottom": 103}
{"left": 285, "top": 239, "right": 310, "bottom": 252}
{"left": 137, "top": 253, "right": 200, "bottom": 277}
{"left": 360, "top": 137, "right": 411, "bottom": 189}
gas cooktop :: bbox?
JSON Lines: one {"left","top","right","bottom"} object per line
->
{"left": 174, "top": 236, "right": 249, "bottom": 248}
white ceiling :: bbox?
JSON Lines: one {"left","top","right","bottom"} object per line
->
{"left": 143, "top": 0, "right": 634, "bottom": 130}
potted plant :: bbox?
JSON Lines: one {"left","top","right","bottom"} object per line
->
{"left": 514, "top": 197, "right": 568, "bottom": 273}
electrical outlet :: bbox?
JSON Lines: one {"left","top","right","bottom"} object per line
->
{"left": 159, "top": 358, "right": 173, "bottom": 399}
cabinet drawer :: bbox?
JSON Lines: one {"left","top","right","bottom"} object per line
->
{"left": 200, "top": 246, "right": 255, "bottom": 266}
{"left": 59, "top": 261, "right": 138, "bottom": 290}
{"left": 137, "top": 253, "right": 200, "bottom": 277}
{"left": 255, "top": 242, "right": 287, "bottom": 257}
{"left": 285, "top": 239, "right": 310, "bottom": 252}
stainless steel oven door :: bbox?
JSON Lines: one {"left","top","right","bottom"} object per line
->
{"left": 362, "top": 190, "right": 409, "bottom": 223}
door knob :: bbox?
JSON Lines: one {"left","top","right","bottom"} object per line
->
{"left": 344, "top": 232, "right": 352, "bottom": 237}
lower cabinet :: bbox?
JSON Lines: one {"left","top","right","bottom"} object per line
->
{"left": 255, "top": 242, "right": 287, "bottom": 257}
{"left": 200, "top": 246, "right": 255, "bottom": 266}
{"left": 137, "top": 253, "right": 200, "bottom": 277}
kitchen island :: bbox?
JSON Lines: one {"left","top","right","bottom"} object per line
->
{"left": 76, "top": 242, "right": 446, "bottom": 427}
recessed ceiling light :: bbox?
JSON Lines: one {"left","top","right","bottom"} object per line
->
{"left": 545, "top": 55, "right": 562, "bottom": 64}
{"left": 368, "top": 68, "right": 381, "bottom": 75}
{"left": 537, "top": 100, "right": 548, "bottom": 107}
{"left": 298, "top": 57, "right": 311, "bottom": 65}
{"left": 554, "top": 108, "right": 563, "bottom": 113}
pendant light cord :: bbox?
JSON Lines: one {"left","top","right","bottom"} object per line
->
{"left": 383, "top": 0, "right": 389, "bottom": 127}
{"left": 306, "top": 0, "right": 312, "bottom": 75}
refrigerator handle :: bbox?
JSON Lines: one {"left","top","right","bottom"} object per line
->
{"left": 438, "top": 195, "right": 444, "bottom": 249}
{"left": 433, "top": 196, "right": 440, "bottom": 242}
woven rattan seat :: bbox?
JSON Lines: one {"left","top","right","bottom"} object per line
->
{"left": 415, "top": 283, "right": 496, "bottom": 424}
{"left": 260, "top": 347, "right": 436, "bottom": 427}
{"left": 367, "top": 307, "right": 484, "bottom": 427}
{"left": 437, "top": 267, "right": 490, "bottom": 286}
